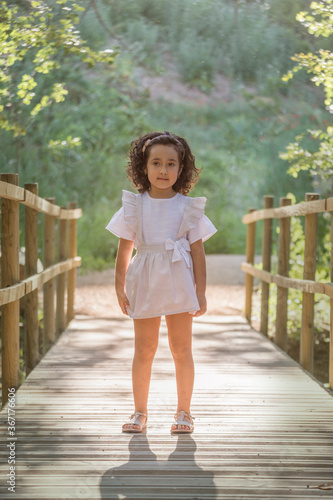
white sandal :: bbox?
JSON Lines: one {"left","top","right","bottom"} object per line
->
{"left": 122, "top": 411, "right": 147, "bottom": 433}
{"left": 171, "top": 410, "right": 194, "bottom": 434}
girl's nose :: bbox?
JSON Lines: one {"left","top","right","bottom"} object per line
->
{"left": 160, "top": 164, "right": 167, "bottom": 173}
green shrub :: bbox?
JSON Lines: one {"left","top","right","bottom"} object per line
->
{"left": 176, "top": 31, "right": 216, "bottom": 92}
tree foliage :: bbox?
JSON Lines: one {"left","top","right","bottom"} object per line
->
{"left": 280, "top": 0, "right": 333, "bottom": 186}
{"left": 0, "top": 0, "right": 115, "bottom": 136}
{"left": 281, "top": 127, "right": 333, "bottom": 180}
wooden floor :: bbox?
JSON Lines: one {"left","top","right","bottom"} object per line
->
{"left": 1, "top": 314, "right": 333, "bottom": 499}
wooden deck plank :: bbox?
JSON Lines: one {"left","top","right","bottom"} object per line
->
{"left": 1, "top": 314, "right": 333, "bottom": 499}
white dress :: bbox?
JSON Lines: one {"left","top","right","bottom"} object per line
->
{"left": 106, "top": 189, "right": 217, "bottom": 319}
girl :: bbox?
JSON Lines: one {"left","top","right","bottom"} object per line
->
{"left": 106, "top": 131, "right": 217, "bottom": 434}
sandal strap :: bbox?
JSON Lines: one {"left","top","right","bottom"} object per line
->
{"left": 173, "top": 410, "right": 195, "bottom": 428}
{"left": 131, "top": 411, "right": 147, "bottom": 419}
{"left": 125, "top": 411, "right": 147, "bottom": 428}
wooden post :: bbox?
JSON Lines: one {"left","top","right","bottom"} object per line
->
{"left": 245, "top": 208, "right": 256, "bottom": 323}
{"left": 300, "top": 193, "right": 319, "bottom": 373}
{"left": 328, "top": 212, "right": 333, "bottom": 389}
{"left": 43, "top": 198, "right": 56, "bottom": 353}
{"left": 1, "top": 173, "right": 20, "bottom": 407}
{"left": 25, "top": 183, "right": 40, "bottom": 374}
{"left": 275, "top": 197, "right": 292, "bottom": 350}
{"left": 260, "top": 195, "right": 274, "bottom": 336}
{"left": 67, "top": 202, "right": 77, "bottom": 324}
{"left": 56, "top": 216, "right": 67, "bottom": 336}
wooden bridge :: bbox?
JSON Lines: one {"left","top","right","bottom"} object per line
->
{"left": 1, "top": 314, "right": 333, "bottom": 499}
{"left": 0, "top": 178, "right": 333, "bottom": 499}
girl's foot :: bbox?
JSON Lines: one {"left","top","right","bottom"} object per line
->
{"left": 122, "top": 411, "right": 147, "bottom": 433}
{"left": 171, "top": 410, "right": 194, "bottom": 434}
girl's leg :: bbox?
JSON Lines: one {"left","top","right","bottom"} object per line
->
{"left": 165, "top": 312, "right": 194, "bottom": 430}
{"left": 123, "top": 316, "right": 161, "bottom": 430}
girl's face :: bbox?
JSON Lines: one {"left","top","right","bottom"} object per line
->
{"left": 144, "top": 144, "right": 182, "bottom": 197}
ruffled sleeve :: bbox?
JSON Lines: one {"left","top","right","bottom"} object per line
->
{"left": 184, "top": 196, "right": 217, "bottom": 244}
{"left": 105, "top": 190, "right": 138, "bottom": 241}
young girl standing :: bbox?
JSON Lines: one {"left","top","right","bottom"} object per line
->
{"left": 106, "top": 131, "right": 217, "bottom": 434}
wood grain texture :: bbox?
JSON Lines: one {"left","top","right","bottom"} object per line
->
{"left": 0, "top": 314, "right": 333, "bottom": 499}
{"left": 67, "top": 202, "right": 78, "bottom": 324}
{"left": 0, "top": 179, "right": 83, "bottom": 218}
{"left": 0, "top": 179, "right": 25, "bottom": 201}
{"left": 25, "top": 183, "right": 40, "bottom": 374}
{"left": 1, "top": 173, "right": 20, "bottom": 406}
{"left": 245, "top": 209, "right": 256, "bottom": 323}
{"left": 242, "top": 198, "right": 326, "bottom": 224}
{"left": 275, "top": 198, "right": 291, "bottom": 351}
{"left": 0, "top": 258, "right": 81, "bottom": 305}
{"left": 327, "top": 197, "right": 333, "bottom": 212}
{"left": 241, "top": 263, "right": 329, "bottom": 295}
{"left": 326, "top": 213, "right": 333, "bottom": 387}
{"left": 56, "top": 218, "right": 68, "bottom": 336}
{"left": 43, "top": 198, "right": 56, "bottom": 353}
{"left": 260, "top": 196, "right": 274, "bottom": 336}
{"left": 59, "top": 207, "right": 82, "bottom": 220}
{"left": 24, "top": 190, "right": 61, "bottom": 216}
{"left": 300, "top": 194, "right": 319, "bottom": 374}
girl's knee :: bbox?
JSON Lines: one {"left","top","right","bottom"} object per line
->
{"left": 169, "top": 343, "right": 192, "bottom": 360}
{"left": 135, "top": 341, "right": 158, "bottom": 360}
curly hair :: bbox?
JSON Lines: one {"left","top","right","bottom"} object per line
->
{"left": 126, "top": 131, "right": 202, "bottom": 195}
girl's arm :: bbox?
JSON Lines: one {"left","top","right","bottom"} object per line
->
{"left": 190, "top": 239, "right": 207, "bottom": 317}
{"left": 115, "top": 237, "right": 134, "bottom": 315}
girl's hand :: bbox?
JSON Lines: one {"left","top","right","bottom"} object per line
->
{"left": 193, "top": 291, "right": 207, "bottom": 317}
{"left": 116, "top": 289, "right": 130, "bottom": 316}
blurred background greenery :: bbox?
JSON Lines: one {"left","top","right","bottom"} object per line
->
{"left": 1, "top": 0, "right": 331, "bottom": 272}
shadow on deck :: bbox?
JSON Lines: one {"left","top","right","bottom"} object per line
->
{"left": 1, "top": 314, "right": 333, "bottom": 499}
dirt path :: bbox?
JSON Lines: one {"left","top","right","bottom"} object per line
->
{"left": 76, "top": 255, "right": 249, "bottom": 318}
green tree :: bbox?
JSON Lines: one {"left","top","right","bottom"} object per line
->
{"left": 0, "top": 0, "right": 115, "bottom": 136}
{"left": 279, "top": 0, "right": 333, "bottom": 191}
{"left": 268, "top": 0, "right": 312, "bottom": 32}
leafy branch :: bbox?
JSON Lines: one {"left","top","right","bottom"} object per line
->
{"left": 280, "top": 0, "right": 333, "bottom": 186}
{"left": 0, "top": 0, "right": 116, "bottom": 136}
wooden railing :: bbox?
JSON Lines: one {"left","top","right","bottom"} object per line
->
{"left": 0, "top": 173, "right": 82, "bottom": 407}
{"left": 242, "top": 192, "right": 332, "bottom": 388}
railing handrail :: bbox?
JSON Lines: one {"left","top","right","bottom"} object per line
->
{"left": 0, "top": 179, "right": 82, "bottom": 218}
{"left": 242, "top": 197, "right": 331, "bottom": 224}
{"left": 0, "top": 257, "right": 81, "bottom": 306}
{"left": 242, "top": 192, "right": 332, "bottom": 389}
{"left": 241, "top": 262, "right": 333, "bottom": 295}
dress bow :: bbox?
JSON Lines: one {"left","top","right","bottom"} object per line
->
{"left": 165, "top": 237, "right": 191, "bottom": 268}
